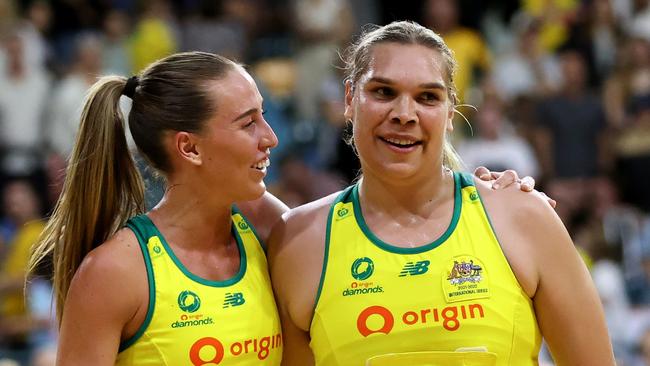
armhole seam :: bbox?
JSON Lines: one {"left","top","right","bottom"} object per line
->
{"left": 309, "top": 189, "right": 350, "bottom": 331}
{"left": 232, "top": 204, "right": 267, "bottom": 254}
{"left": 118, "top": 220, "right": 156, "bottom": 353}
{"left": 473, "top": 181, "right": 531, "bottom": 301}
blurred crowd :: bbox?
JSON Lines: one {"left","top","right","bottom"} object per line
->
{"left": 0, "top": 0, "right": 649, "bottom": 365}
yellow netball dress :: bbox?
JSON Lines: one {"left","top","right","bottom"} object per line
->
{"left": 116, "top": 209, "right": 282, "bottom": 365}
{"left": 310, "top": 172, "right": 541, "bottom": 366}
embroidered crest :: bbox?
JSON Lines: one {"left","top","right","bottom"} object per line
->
{"left": 442, "top": 255, "right": 491, "bottom": 303}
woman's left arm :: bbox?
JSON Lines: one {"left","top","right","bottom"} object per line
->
{"left": 479, "top": 180, "right": 614, "bottom": 365}
{"left": 237, "top": 191, "right": 290, "bottom": 244}
{"left": 525, "top": 200, "right": 615, "bottom": 365}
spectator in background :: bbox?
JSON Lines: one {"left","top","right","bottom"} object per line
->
{"left": 291, "top": 0, "right": 353, "bottom": 122}
{"left": 628, "top": 0, "right": 650, "bottom": 42}
{"left": 0, "top": 0, "right": 53, "bottom": 73}
{"left": 0, "top": 180, "right": 46, "bottom": 365}
{"left": 458, "top": 97, "right": 540, "bottom": 178}
{"left": 46, "top": 33, "right": 103, "bottom": 159}
{"left": 519, "top": 0, "right": 580, "bottom": 52}
{"left": 638, "top": 326, "right": 650, "bottom": 365}
{"left": 129, "top": 0, "right": 177, "bottom": 73}
{"left": 604, "top": 36, "right": 650, "bottom": 128}
{"left": 101, "top": 9, "right": 131, "bottom": 76}
{"left": 492, "top": 13, "right": 562, "bottom": 102}
{"left": 423, "top": 0, "right": 491, "bottom": 104}
{"left": 0, "top": 30, "right": 50, "bottom": 183}
{"left": 270, "top": 154, "right": 343, "bottom": 208}
{"left": 317, "top": 76, "right": 359, "bottom": 184}
{"left": 614, "top": 93, "right": 650, "bottom": 213}
{"left": 47, "top": 0, "right": 105, "bottom": 73}
{"left": 534, "top": 47, "right": 607, "bottom": 221}
{"left": 588, "top": 0, "right": 624, "bottom": 81}
{"left": 181, "top": 0, "right": 253, "bottom": 61}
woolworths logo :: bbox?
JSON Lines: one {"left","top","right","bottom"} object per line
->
{"left": 178, "top": 290, "right": 201, "bottom": 313}
{"left": 238, "top": 221, "right": 250, "bottom": 231}
{"left": 470, "top": 191, "right": 479, "bottom": 201}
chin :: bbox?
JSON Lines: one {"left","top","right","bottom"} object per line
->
{"left": 243, "top": 182, "right": 267, "bottom": 201}
{"left": 376, "top": 162, "right": 420, "bottom": 180}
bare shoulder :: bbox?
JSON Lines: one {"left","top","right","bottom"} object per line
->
{"left": 79, "top": 228, "right": 143, "bottom": 281}
{"left": 57, "top": 228, "right": 149, "bottom": 363}
{"left": 269, "top": 190, "right": 340, "bottom": 257}
{"left": 236, "top": 191, "right": 290, "bottom": 244}
{"left": 67, "top": 227, "right": 147, "bottom": 325}
{"left": 473, "top": 177, "right": 566, "bottom": 297}
{"left": 268, "top": 190, "right": 341, "bottom": 331}
{"left": 474, "top": 177, "right": 552, "bottom": 219}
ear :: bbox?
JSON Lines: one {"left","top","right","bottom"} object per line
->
{"left": 446, "top": 103, "right": 454, "bottom": 132}
{"left": 344, "top": 80, "right": 354, "bottom": 122}
{"left": 175, "top": 131, "right": 202, "bottom": 166}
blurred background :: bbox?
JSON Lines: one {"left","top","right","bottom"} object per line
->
{"left": 0, "top": 0, "right": 648, "bottom": 364}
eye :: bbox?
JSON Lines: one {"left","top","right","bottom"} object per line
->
{"left": 419, "top": 92, "right": 440, "bottom": 103}
{"left": 373, "top": 87, "right": 395, "bottom": 99}
{"left": 244, "top": 120, "right": 255, "bottom": 128}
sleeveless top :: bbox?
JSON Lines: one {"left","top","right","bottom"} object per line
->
{"left": 115, "top": 209, "right": 282, "bottom": 365}
{"left": 309, "top": 172, "right": 541, "bottom": 366}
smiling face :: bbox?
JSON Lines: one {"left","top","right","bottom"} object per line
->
{"left": 193, "top": 66, "right": 278, "bottom": 202}
{"left": 345, "top": 43, "right": 454, "bottom": 184}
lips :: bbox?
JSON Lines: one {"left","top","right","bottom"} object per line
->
{"left": 380, "top": 136, "right": 422, "bottom": 148}
{"left": 252, "top": 157, "right": 270, "bottom": 170}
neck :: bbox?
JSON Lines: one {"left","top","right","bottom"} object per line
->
{"left": 148, "top": 180, "right": 234, "bottom": 251}
{"left": 358, "top": 166, "right": 453, "bottom": 217}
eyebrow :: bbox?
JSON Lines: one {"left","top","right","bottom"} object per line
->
{"left": 367, "top": 77, "right": 447, "bottom": 91}
{"left": 233, "top": 108, "right": 258, "bottom": 122}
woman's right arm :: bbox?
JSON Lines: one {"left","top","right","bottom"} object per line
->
{"left": 268, "top": 195, "right": 336, "bottom": 366}
{"left": 56, "top": 230, "right": 147, "bottom": 366}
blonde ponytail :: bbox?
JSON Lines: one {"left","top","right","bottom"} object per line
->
{"left": 29, "top": 76, "right": 145, "bottom": 323}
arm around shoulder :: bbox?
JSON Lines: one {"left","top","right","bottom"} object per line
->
{"left": 483, "top": 185, "right": 615, "bottom": 365}
{"left": 237, "top": 191, "right": 290, "bottom": 244}
{"left": 56, "top": 229, "right": 147, "bottom": 366}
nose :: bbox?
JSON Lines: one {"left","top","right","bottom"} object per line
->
{"left": 390, "top": 95, "right": 418, "bottom": 125}
{"left": 260, "top": 117, "right": 279, "bottom": 149}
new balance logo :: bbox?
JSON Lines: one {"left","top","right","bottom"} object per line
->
{"left": 223, "top": 292, "right": 246, "bottom": 308}
{"left": 399, "top": 260, "right": 430, "bottom": 277}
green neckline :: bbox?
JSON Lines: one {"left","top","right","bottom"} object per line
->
{"left": 351, "top": 172, "right": 462, "bottom": 254}
{"left": 139, "top": 214, "right": 247, "bottom": 287}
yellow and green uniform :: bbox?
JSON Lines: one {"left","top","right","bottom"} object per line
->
{"left": 310, "top": 172, "right": 541, "bottom": 366}
{"left": 116, "top": 209, "right": 282, "bottom": 365}
{"left": 1, "top": 220, "right": 45, "bottom": 319}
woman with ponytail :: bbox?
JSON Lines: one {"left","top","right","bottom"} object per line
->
{"left": 27, "top": 48, "right": 541, "bottom": 365}
{"left": 29, "top": 52, "right": 286, "bottom": 365}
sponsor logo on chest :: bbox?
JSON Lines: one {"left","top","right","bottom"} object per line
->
{"left": 343, "top": 257, "right": 384, "bottom": 296}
